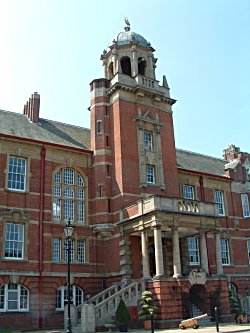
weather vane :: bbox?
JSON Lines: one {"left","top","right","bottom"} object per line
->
{"left": 124, "top": 17, "right": 130, "bottom": 31}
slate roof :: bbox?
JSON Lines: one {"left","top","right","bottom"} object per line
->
{"left": 0, "top": 109, "right": 90, "bottom": 150}
{"left": 0, "top": 109, "right": 229, "bottom": 177}
{"left": 176, "top": 149, "right": 228, "bottom": 177}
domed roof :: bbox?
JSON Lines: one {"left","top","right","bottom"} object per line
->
{"left": 116, "top": 30, "right": 149, "bottom": 47}
{"left": 108, "top": 19, "right": 151, "bottom": 49}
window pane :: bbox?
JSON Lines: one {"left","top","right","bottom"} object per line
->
{"left": 8, "top": 157, "right": 26, "bottom": 191}
{"left": 20, "top": 286, "right": 28, "bottom": 310}
{"left": 77, "top": 201, "right": 84, "bottom": 222}
{"left": 53, "top": 168, "right": 85, "bottom": 223}
{"left": 64, "top": 200, "right": 74, "bottom": 220}
{"left": 54, "top": 186, "right": 61, "bottom": 197}
{"left": 0, "top": 286, "right": 5, "bottom": 309}
{"left": 144, "top": 131, "right": 153, "bottom": 150}
{"left": 53, "top": 199, "right": 61, "bottom": 219}
{"left": 241, "top": 194, "right": 250, "bottom": 217}
{"left": 221, "top": 239, "right": 230, "bottom": 265}
{"left": 64, "top": 240, "right": 74, "bottom": 262}
{"left": 146, "top": 165, "right": 155, "bottom": 184}
{"left": 214, "top": 191, "right": 225, "bottom": 215}
{"left": 77, "top": 240, "right": 85, "bottom": 263}
{"left": 7, "top": 284, "right": 18, "bottom": 311}
{"left": 64, "top": 169, "right": 74, "bottom": 185}
{"left": 53, "top": 239, "right": 61, "bottom": 262}
{"left": 5, "top": 224, "right": 24, "bottom": 259}
{"left": 54, "top": 170, "right": 61, "bottom": 183}
{"left": 187, "top": 237, "right": 200, "bottom": 264}
{"left": 77, "top": 175, "right": 84, "bottom": 187}
{"left": 183, "top": 185, "right": 194, "bottom": 199}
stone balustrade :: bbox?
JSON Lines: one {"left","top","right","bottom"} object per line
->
{"left": 93, "top": 280, "right": 144, "bottom": 325}
{"left": 120, "top": 195, "right": 218, "bottom": 222}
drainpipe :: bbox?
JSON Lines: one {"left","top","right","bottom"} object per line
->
{"left": 39, "top": 145, "right": 46, "bottom": 328}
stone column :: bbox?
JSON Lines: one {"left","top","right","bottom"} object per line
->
{"left": 200, "top": 229, "right": 209, "bottom": 273}
{"left": 131, "top": 46, "right": 138, "bottom": 77}
{"left": 172, "top": 227, "right": 181, "bottom": 278}
{"left": 154, "top": 225, "right": 164, "bottom": 277}
{"left": 141, "top": 230, "right": 150, "bottom": 278}
{"left": 215, "top": 230, "right": 223, "bottom": 275}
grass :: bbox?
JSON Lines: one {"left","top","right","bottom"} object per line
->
{"left": 0, "top": 330, "right": 13, "bottom": 333}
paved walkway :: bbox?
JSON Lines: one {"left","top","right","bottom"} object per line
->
{"left": 22, "top": 322, "right": 250, "bottom": 333}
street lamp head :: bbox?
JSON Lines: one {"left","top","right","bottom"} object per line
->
{"left": 64, "top": 219, "right": 75, "bottom": 238}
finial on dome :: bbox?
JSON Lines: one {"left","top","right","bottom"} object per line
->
{"left": 124, "top": 17, "right": 130, "bottom": 31}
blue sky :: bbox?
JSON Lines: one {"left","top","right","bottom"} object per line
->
{"left": 0, "top": 0, "right": 249, "bottom": 158}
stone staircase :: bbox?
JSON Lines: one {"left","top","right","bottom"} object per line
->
{"left": 72, "top": 280, "right": 144, "bottom": 332}
{"left": 191, "top": 304, "right": 211, "bottom": 326}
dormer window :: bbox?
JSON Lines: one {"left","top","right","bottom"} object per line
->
{"left": 121, "top": 56, "right": 131, "bottom": 76}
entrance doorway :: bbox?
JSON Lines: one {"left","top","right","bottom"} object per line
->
{"left": 189, "top": 284, "right": 206, "bottom": 315}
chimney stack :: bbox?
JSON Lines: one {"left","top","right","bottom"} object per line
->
{"left": 23, "top": 92, "right": 40, "bottom": 122}
{"left": 223, "top": 144, "right": 241, "bottom": 161}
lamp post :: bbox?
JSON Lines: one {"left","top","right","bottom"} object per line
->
{"left": 64, "top": 219, "right": 75, "bottom": 333}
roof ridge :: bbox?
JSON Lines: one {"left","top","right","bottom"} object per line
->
{"left": 0, "top": 109, "right": 90, "bottom": 131}
{"left": 176, "top": 148, "right": 226, "bottom": 162}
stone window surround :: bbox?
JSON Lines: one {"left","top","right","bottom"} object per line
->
{"left": 1, "top": 210, "right": 29, "bottom": 261}
{"left": 135, "top": 110, "right": 165, "bottom": 190}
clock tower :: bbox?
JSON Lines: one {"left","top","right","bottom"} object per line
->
{"left": 90, "top": 20, "right": 179, "bottom": 226}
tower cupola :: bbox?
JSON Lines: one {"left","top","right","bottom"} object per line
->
{"left": 100, "top": 19, "right": 173, "bottom": 101}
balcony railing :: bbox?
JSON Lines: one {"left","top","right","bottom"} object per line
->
{"left": 120, "top": 196, "right": 219, "bottom": 222}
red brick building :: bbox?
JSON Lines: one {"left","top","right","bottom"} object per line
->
{"left": 0, "top": 22, "right": 250, "bottom": 329}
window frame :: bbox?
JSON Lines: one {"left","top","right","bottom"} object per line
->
{"left": 4, "top": 223, "right": 24, "bottom": 260}
{"left": 183, "top": 185, "right": 195, "bottom": 200}
{"left": 187, "top": 236, "right": 200, "bottom": 265}
{"left": 53, "top": 168, "right": 86, "bottom": 224}
{"left": 241, "top": 194, "right": 250, "bottom": 218}
{"left": 144, "top": 131, "right": 153, "bottom": 151}
{"left": 247, "top": 240, "right": 250, "bottom": 265}
{"left": 146, "top": 165, "right": 155, "bottom": 184}
{"left": 7, "top": 156, "right": 27, "bottom": 192}
{"left": 96, "top": 120, "right": 103, "bottom": 134}
{"left": 0, "top": 284, "right": 29, "bottom": 312}
{"left": 221, "top": 239, "right": 231, "bottom": 265}
{"left": 56, "top": 285, "right": 83, "bottom": 311}
{"left": 214, "top": 190, "right": 225, "bottom": 216}
{"left": 52, "top": 238, "right": 86, "bottom": 264}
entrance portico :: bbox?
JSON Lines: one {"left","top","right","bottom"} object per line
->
{"left": 119, "top": 195, "right": 223, "bottom": 280}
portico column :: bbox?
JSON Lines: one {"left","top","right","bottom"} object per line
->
{"left": 154, "top": 225, "right": 164, "bottom": 277}
{"left": 172, "top": 227, "right": 181, "bottom": 278}
{"left": 141, "top": 230, "right": 150, "bottom": 278}
{"left": 215, "top": 230, "right": 223, "bottom": 275}
{"left": 200, "top": 229, "right": 209, "bottom": 273}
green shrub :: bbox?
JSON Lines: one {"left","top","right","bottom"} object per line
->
{"left": 138, "top": 290, "right": 159, "bottom": 320}
{"left": 115, "top": 298, "right": 131, "bottom": 324}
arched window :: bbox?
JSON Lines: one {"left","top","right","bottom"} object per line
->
{"left": 228, "top": 282, "right": 237, "bottom": 293}
{"left": 53, "top": 168, "right": 85, "bottom": 223}
{"left": 120, "top": 57, "right": 131, "bottom": 76}
{"left": 56, "top": 285, "right": 83, "bottom": 310}
{"left": 0, "top": 283, "right": 29, "bottom": 312}
{"left": 138, "top": 57, "right": 146, "bottom": 76}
